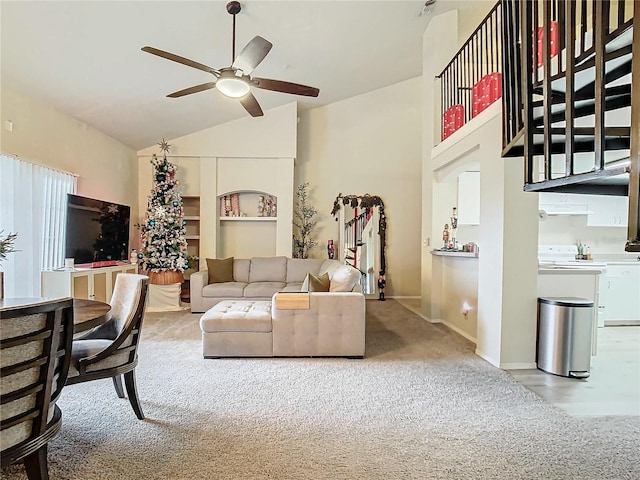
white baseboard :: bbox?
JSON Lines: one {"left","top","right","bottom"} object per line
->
{"left": 500, "top": 362, "right": 537, "bottom": 370}
{"left": 440, "top": 320, "right": 477, "bottom": 344}
{"left": 388, "top": 296, "right": 421, "bottom": 299}
{"left": 475, "top": 350, "right": 536, "bottom": 370}
{"left": 475, "top": 349, "right": 500, "bottom": 368}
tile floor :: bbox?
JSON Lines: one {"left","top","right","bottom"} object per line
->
{"left": 394, "top": 297, "right": 640, "bottom": 417}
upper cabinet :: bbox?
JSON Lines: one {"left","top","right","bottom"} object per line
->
{"left": 538, "top": 192, "right": 590, "bottom": 215}
{"left": 586, "top": 195, "right": 629, "bottom": 227}
{"left": 457, "top": 171, "right": 480, "bottom": 225}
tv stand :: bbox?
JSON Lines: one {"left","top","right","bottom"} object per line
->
{"left": 41, "top": 263, "right": 138, "bottom": 303}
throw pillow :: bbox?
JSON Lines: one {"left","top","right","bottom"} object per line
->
{"left": 301, "top": 272, "right": 330, "bottom": 292}
{"left": 206, "top": 257, "right": 234, "bottom": 284}
{"left": 329, "top": 265, "right": 361, "bottom": 292}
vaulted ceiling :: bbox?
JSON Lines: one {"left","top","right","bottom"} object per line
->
{"left": 1, "top": 1, "right": 472, "bottom": 150}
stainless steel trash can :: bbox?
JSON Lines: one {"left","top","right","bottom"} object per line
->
{"left": 537, "top": 297, "right": 594, "bottom": 379}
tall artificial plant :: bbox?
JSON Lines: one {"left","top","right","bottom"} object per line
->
{"left": 292, "top": 182, "right": 318, "bottom": 259}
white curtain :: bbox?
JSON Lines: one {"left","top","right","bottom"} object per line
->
{"left": 0, "top": 154, "right": 76, "bottom": 297}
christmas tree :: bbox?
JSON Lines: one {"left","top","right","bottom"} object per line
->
{"left": 138, "top": 140, "right": 188, "bottom": 281}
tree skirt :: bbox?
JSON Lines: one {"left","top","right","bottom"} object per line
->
{"left": 146, "top": 283, "right": 185, "bottom": 312}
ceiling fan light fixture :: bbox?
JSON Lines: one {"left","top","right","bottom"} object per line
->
{"left": 216, "top": 77, "right": 250, "bottom": 98}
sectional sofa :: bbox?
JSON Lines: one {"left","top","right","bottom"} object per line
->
{"left": 191, "top": 256, "right": 366, "bottom": 358}
{"left": 190, "top": 257, "right": 362, "bottom": 313}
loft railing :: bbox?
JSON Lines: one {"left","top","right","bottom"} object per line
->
{"left": 436, "top": 1, "right": 502, "bottom": 142}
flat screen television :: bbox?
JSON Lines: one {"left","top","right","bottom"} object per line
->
{"left": 65, "top": 193, "right": 130, "bottom": 265}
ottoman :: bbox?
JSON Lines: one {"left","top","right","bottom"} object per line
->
{"left": 199, "top": 300, "right": 273, "bottom": 358}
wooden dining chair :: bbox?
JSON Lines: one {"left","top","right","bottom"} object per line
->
{"left": 1, "top": 297, "right": 75, "bottom": 480}
{"left": 66, "top": 274, "right": 149, "bottom": 420}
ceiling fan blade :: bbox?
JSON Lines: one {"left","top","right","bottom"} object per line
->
{"left": 239, "top": 92, "right": 264, "bottom": 117}
{"left": 167, "top": 82, "right": 217, "bottom": 98}
{"left": 142, "top": 46, "right": 219, "bottom": 76}
{"left": 232, "top": 36, "right": 273, "bottom": 74}
{"left": 253, "top": 77, "right": 319, "bottom": 97}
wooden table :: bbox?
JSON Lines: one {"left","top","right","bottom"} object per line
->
{"left": 72, "top": 298, "right": 111, "bottom": 332}
{"left": 0, "top": 297, "right": 111, "bottom": 333}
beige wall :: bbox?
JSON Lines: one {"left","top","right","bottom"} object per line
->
{"left": 1, "top": 85, "right": 139, "bottom": 248}
{"left": 297, "top": 78, "right": 423, "bottom": 297}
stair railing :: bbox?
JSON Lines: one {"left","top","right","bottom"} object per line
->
{"left": 435, "top": 1, "right": 502, "bottom": 142}
{"left": 503, "top": 0, "right": 635, "bottom": 179}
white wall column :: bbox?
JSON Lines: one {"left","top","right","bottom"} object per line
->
{"left": 421, "top": 9, "right": 459, "bottom": 320}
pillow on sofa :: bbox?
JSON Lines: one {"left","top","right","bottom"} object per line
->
{"left": 207, "top": 257, "right": 234, "bottom": 284}
{"left": 301, "top": 272, "right": 330, "bottom": 292}
{"left": 329, "top": 265, "right": 361, "bottom": 292}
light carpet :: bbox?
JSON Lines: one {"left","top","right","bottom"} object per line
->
{"left": 2, "top": 300, "right": 638, "bottom": 480}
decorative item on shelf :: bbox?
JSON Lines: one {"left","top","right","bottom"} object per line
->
{"left": 130, "top": 248, "right": 138, "bottom": 264}
{"left": 293, "top": 183, "right": 318, "bottom": 259}
{"left": 450, "top": 207, "right": 458, "bottom": 249}
{"left": 220, "top": 196, "right": 227, "bottom": 217}
{"left": 267, "top": 195, "right": 277, "bottom": 217}
{"left": 442, "top": 224, "right": 450, "bottom": 249}
{"left": 135, "top": 139, "right": 188, "bottom": 285}
{"left": 224, "top": 195, "right": 232, "bottom": 217}
{"left": 257, "top": 195, "right": 265, "bottom": 217}
{"left": 331, "top": 193, "right": 387, "bottom": 285}
{"left": 231, "top": 193, "right": 240, "bottom": 217}
{"left": 327, "top": 239, "right": 335, "bottom": 259}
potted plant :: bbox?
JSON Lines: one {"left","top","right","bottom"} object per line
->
{"left": 0, "top": 230, "right": 19, "bottom": 299}
{"left": 292, "top": 183, "right": 318, "bottom": 259}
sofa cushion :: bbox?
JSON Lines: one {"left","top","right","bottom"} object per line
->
{"left": 249, "top": 257, "right": 287, "bottom": 283}
{"left": 206, "top": 257, "right": 234, "bottom": 284}
{"left": 282, "top": 283, "right": 303, "bottom": 292}
{"left": 202, "top": 282, "right": 247, "bottom": 298}
{"left": 200, "top": 301, "right": 272, "bottom": 333}
{"left": 243, "top": 282, "right": 285, "bottom": 298}
{"left": 319, "top": 260, "right": 343, "bottom": 279}
{"left": 233, "top": 259, "right": 250, "bottom": 283}
{"left": 286, "top": 258, "right": 324, "bottom": 283}
{"left": 329, "top": 265, "right": 361, "bottom": 292}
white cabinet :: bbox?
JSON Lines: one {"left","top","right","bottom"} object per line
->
{"left": 457, "top": 171, "right": 480, "bottom": 225}
{"left": 604, "top": 264, "right": 640, "bottom": 325}
{"left": 586, "top": 195, "right": 628, "bottom": 227}
{"left": 538, "top": 192, "right": 590, "bottom": 215}
{"left": 41, "top": 264, "right": 138, "bottom": 303}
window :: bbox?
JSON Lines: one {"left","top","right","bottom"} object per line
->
{"left": 0, "top": 154, "right": 76, "bottom": 296}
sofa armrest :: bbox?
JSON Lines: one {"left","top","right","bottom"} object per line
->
{"left": 190, "top": 270, "right": 209, "bottom": 313}
{"left": 271, "top": 292, "right": 366, "bottom": 357}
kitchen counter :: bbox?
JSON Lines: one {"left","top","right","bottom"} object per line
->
{"left": 431, "top": 250, "right": 478, "bottom": 258}
{"left": 593, "top": 254, "right": 640, "bottom": 264}
{"left": 538, "top": 267, "right": 603, "bottom": 274}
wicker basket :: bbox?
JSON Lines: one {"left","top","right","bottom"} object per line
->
{"left": 147, "top": 270, "right": 184, "bottom": 285}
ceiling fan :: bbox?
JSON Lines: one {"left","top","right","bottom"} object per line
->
{"left": 141, "top": 1, "right": 319, "bottom": 117}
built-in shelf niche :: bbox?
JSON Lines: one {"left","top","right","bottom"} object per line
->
{"left": 217, "top": 190, "right": 278, "bottom": 258}
{"left": 218, "top": 191, "right": 278, "bottom": 219}
{"left": 199, "top": 157, "right": 294, "bottom": 261}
